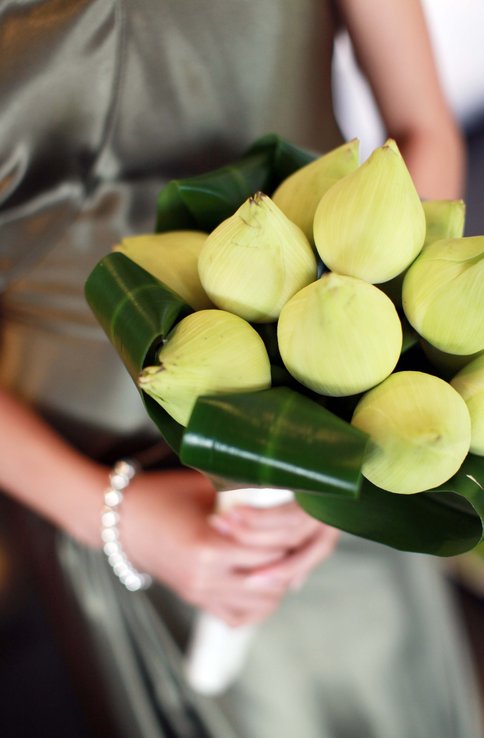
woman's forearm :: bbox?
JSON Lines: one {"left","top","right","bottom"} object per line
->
{"left": 393, "top": 123, "right": 466, "bottom": 201}
{"left": 0, "top": 386, "right": 105, "bottom": 547}
{"left": 338, "top": 0, "right": 467, "bottom": 200}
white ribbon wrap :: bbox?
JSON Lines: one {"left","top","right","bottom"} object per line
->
{"left": 185, "top": 486, "right": 294, "bottom": 696}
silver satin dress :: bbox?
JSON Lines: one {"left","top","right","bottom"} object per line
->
{"left": 0, "top": 2, "right": 482, "bottom": 737}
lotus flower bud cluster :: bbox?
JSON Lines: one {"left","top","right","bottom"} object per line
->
{"left": 129, "top": 136, "right": 482, "bottom": 495}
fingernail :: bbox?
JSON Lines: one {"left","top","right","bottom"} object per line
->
{"left": 225, "top": 508, "right": 242, "bottom": 523}
{"left": 245, "top": 573, "right": 281, "bottom": 589}
{"left": 208, "top": 515, "right": 232, "bottom": 535}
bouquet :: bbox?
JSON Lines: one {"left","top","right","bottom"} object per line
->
{"left": 85, "top": 133, "right": 484, "bottom": 692}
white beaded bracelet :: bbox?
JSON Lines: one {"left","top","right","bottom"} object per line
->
{"left": 101, "top": 459, "right": 152, "bottom": 592}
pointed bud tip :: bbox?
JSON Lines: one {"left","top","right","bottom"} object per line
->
{"left": 248, "top": 192, "right": 267, "bottom": 206}
{"left": 138, "top": 364, "right": 165, "bottom": 386}
{"left": 383, "top": 138, "right": 399, "bottom": 152}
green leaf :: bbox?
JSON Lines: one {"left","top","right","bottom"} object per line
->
{"left": 180, "top": 387, "right": 369, "bottom": 497}
{"left": 84, "top": 252, "right": 192, "bottom": 451}
{"left": 156, "top": 150, "right": 273, "bottom": 233}
{"left": 247, "top": 133, "right": 315, "bottom": 190}
{"left": 296, "top": 454, "right": 484, "bottom": 556}
{"left": 155, "top": 133, "right": 316, "bottom": 234}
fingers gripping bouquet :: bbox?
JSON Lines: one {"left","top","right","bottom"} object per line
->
{"left": 86, "top": 135, "right": 484, "bottom": 690}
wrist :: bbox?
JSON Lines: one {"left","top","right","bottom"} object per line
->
{"left": 58, "top": 458, "right": 107, "bottom": 549}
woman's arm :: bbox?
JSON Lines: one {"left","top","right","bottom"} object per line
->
{"left": 337, "top": 0, "right": 466, "bottom": 198}
{"left": 0, "top": 386, "right": 104, "bottom": 547}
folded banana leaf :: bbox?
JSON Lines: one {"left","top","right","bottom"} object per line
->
{"left": 85, "top": 252, "right": 192, "bottom": 450}
{"left": 297, "top": 453, "right": 484, "bottom": 557}
{"left": 155, "top": 133, "right": 313, "bottom": 233}
{"left": 180, "top": 388, "right": 368, "bottom": 497}
{"left": 85, "top": 133, "right": 484, "bottom": 555}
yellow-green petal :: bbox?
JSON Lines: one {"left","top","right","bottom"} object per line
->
{"left": 114, "top": 230, "right": 212, "bottom": 310}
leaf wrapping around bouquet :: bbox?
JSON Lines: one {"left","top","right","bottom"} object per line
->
{"left": 85, "top": 133, "right": 484, "bottom": 556}
{"left": 155, "top": 134, "right": 314, "bottom": 234}
{"left": 85, "top": 252, "right": 192, "bottom": 450}
{"left": 180, "top": 387, "right": 369, "bottom": 497}
{"left": 297, "top": 454, "right": 484, "bottom": 556}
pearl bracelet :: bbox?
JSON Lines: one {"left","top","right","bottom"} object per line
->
{"left": 101, "top": 459, "right": 152, "bottom": 592}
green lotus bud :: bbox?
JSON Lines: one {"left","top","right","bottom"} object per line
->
{"left": 313, "top": 139, "right": 425, "bottom": 283}
{"left": 451, "top": 354, "right": 484, "bottom": 455}
{"left": 138, "top": 310, "right": 271, "bottom": 426}
{"left": 421, "top": 341, "right": 483, "bottom": 379}
{"left": 198, "top": 192, "right": 317, "bottom": 323}
{"left": 271, "top": 139, "right": 360, "bottom": 242}
{"left": 351, "top": 371, "right": 471, "bottom": 494}
{"left": 114, "top": 230, "right": 212, "bottom": 310}
{"left": 277, "top": 273, "right": 402, "bottom": 397}
{"left": 422, "top": 199, "right": 465, "bottom": 247}
{"left": 380, "top": 199, "right": 466, "bottom": 308}
{"left": 402, "top": 236, "right": 484, "bottom": 355}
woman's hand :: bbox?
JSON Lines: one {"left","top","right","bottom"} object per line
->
{"left": 121, "top": 469, "right": 339, "bottom": 627}
{"left": 210, "top": 502, "right": 340, "bottom": 594}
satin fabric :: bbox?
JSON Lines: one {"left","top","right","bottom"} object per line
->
{"left": 0, "top": 2, "right": 482, "bottom": 737}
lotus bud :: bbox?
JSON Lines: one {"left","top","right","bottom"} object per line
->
{"left": 402, "top": 236, "right": 484, "bottom": 355}
{"left": 422, "top": 199, "right": 465, "bottom": 247}
{"left": 313, "top": 139, "right": 426, "bottom": 283}
{"left": 271, "top": 139, "right": 360, "bottom": 242}
{"left": 351, "top": 371, "right": 471, "bottom": 494}
{"left": 198, "top": 192, "right": 317, "bottom": 323}
{"left": 114, "top": 230, "right": 212, "bottom": 310}
{"left": 380, "top": 199, "right": 466, "bottom": 308}
{"left": 421, "top": 341, "right": 483, "bottom": 379}
{"left": 138, "top": 310, "right": 271, "bottom": 426}
{"left": 451, "top": 354, "right": 484, "bottom": 455}
{"left": 277, "top": 273, "right": 402, "bottom": 397}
